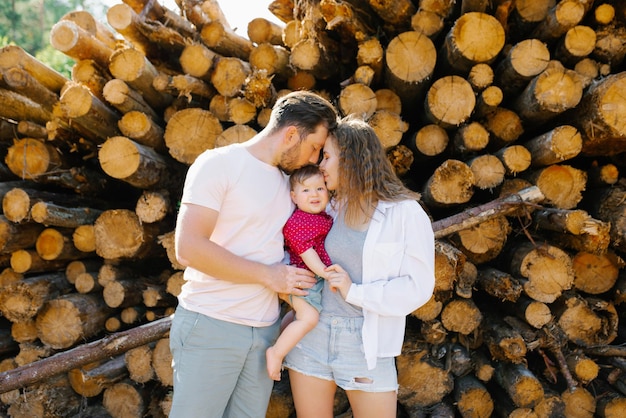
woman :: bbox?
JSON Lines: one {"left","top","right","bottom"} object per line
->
{"left": 283, "top": 116, "right": 436, "bottom": 418}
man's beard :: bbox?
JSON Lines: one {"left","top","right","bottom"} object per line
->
{"left": 277, "top": 142, "right": 301, "bottom": 174}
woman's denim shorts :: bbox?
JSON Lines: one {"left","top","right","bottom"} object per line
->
{"left": 283, "top": 315, "right": 398, "bottom": 392}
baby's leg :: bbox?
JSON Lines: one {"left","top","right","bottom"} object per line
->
{"left": 266, "top": 298, "right": 319, "bottom": 381}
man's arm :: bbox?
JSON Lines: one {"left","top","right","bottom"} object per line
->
{"left": 175, "top": 202, "right": 315, "bottom": 294}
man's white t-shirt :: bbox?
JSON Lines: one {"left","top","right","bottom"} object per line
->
{"left": 177, "top": 144, "right": 293, "bottom": 327}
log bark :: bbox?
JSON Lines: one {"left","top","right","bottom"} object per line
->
{"left": 481, "top": 311, "right": 528, "bottom": 364}
{"left": 494, "top": 38, "right": 550, "bottom": 97}
{"left": 249, "top": 43, "right": 292, "bottom": 82}
{"left": 67, "top": 354, "right": 127, "bottom": 397}
{"left": 247, "top": 17, "right": 284, "bottom": 45}
{"left": 0, "top": 315, "right": 171, "bottom": 394}
{"left": 290, "top": 36, "right": 340, "bottom": 80}
{"left": 61, "top": 9, "right": 118, "bottom": 49}
{"left": 1, "top": 66, "right": 58, "bottom": 112}
{"left": 483, "top": 107, "right": 525, "bottom": 149}
{"left": 494, "top": 361, "right": 544, "bottom": 409}
{"left": 108, "top": 46, "right": 173, "bottom": 110}
{"left": 572, "top": 72, "right": 626, "bottom": 156}
{"left": 530, "top": 0, "right": 587, "bottom": 43}
{"left": 473, "top": 85, "right": 503, "bottom": 119}
{"left": 566, "top": 351, "right": 600, "bottom": 385}
{"left": 511, "top": 295, "right": 553, "bottom": 329}
{"left": 16, "top": 120, "right": 46, "bottom": 139}
{"left": 384, "top": 30, "right": 436, "bottom": 109}
{"left": 0, "top": 272, "right": 71, "bottom": 323}
{"left": 31, "top": 201, "right": 102, "bottom": 228}
{"left": 10, "top": 249, "right": 69, "bottom": 274}
{"left": 554, "top": 25, "right": 597, "bottom": 66}
{"left": 71, "top": 59, "right": 112, "bottom": 103}
{"left": 454, "top": 374, "right": 494, "bottom": 418}
{"left": 117, "top": 109, "right": 165, "bottom": 151}
{"left": 432, "top": 186, "right": 544, "bottom": 238}
{"left": 200, "top": 20, "right": 253, "bottom": 61}
{"left": 553, "top": 291, "right": 618, "bottom": 347}
{"left": 36, "top": 292, "right": 113, "bottom": 349}
{"left": 36, "top": 227, "right": 90, "bottom": 261}
{"left": 0, "top": 216, "right": 44, "bottom": 254}
{"left": 106, "top": 3, "right": 162, "bottom": 58}
{"left": 0, "top": 45, "right": 68, "bottom": 94}
{"left": 59, "top": 81, "right": 122, "bottom": 142}
{"left": 49, "top": 20, "right": 115, "bottom": 71}
{"left": 103, "top": 279, "right": 148, "bottom": 309}
{"left": 397, "top": 335, "right": 454, "bottom": 408}
{"left": 524, "top": 125, "right": 583, "bottom": 167}
{"left": 477, "top": 266, "right": 523, "bottom": 302}
{"left": 513, "top": 62, "right": 584, "bottom": 126}
{"left": 98, "top": 136, "right": 171, "bottom": 189}
{"left": 439, "top": 12, "right": 505, "bottom": 74}
{"left": 103, "top": 78, "right": 161, "bottom": 121}
{"left": 7, "top": 375, "right": 81, "bottom": 418}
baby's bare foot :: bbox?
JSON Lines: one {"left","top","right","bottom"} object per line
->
{"left": 265, "top": 346, "right": 283, "bottom": 381}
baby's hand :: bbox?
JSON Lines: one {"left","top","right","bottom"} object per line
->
{"left": 324, "top": 264, "right": 351, "bottom": 297}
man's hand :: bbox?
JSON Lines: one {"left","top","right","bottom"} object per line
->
{"left": 268, "top": 263, "right": 316, "bottom": 296}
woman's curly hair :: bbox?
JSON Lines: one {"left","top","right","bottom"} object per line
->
{"left": 331, "top": 116, "right": 421, "bottom": 225}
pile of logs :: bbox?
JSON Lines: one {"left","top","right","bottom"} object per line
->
{"left": 1, "top": 0, "right": 626, "bottom": 416}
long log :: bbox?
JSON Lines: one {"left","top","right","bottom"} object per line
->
{"left": 431, "top": 186, "right": 545, "bottom": 238}
{"left": 0, "top": 315, "right": 172, "bottom": 394}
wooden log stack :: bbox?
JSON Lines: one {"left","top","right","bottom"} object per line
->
{"left": 1, "top": 0, "right": 626, "bottom": 416}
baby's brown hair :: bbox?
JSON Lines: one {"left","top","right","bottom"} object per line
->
{"left": 289, "top": 164, "right": 324, "bottom": 191}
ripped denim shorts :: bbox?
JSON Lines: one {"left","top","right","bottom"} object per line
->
{"left": 283, "top": 314, "right": 398, "bottom": 392}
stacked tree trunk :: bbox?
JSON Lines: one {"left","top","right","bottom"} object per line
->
{"left": 1, "top": 0, "right": 626, "bottom": 417}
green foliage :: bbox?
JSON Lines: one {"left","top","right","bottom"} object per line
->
{"left": 0, "top": 0, "right": 105, "bottom": 75}
{"left": 0, "top": 35, "right": 13, "bottom": 49}
{"left": 36, "top": 44, "right": 75, "bottom": 78}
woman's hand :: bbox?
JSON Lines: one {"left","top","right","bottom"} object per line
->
{"left": 324, "top": 264, "right": 352, "bottom": 298}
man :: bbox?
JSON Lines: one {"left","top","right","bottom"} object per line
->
{"left": 169, "top": 90, "right": 338, "bottom": 417}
